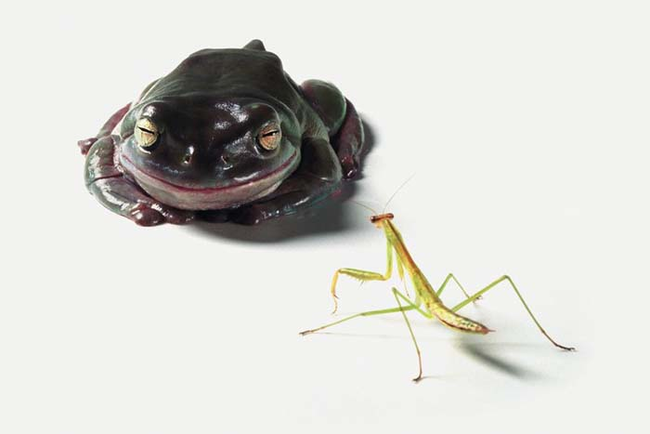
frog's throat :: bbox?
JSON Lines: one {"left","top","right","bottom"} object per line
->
{"left": 119, "top": 148, "right": 299, "bottom": 210}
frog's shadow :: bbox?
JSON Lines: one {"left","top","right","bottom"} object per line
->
{"left": 188, "top": 184, "right": 364, "bottom": 243}
{"left": 186, "top": 118, "right": 377, "bottom": 243}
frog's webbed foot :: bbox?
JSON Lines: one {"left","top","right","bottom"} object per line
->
{"left": 78, "top": 103, "right": 131, "bottom": 156}
{"left": 228, "top": 137, "right": 343, "bottom": 225}
{"left": 84, "top": 136, "right": 194, "bottom": 226}
{"left": 92, "top": 179, "right": 195, "bottom": 226}
{"left": 333, "top": 98, "right": 364, "bottom": 179}
{"left": 78, "top": 137, "right": 98, "bottom": 156}
{"left": 227, "top": 191, "right": 320, "bottom": 225}
{"left": 301, "top": 80, "right": 365, "bottom": 179}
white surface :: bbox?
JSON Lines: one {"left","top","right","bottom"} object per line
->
{"left": 2, "top": 1, "right": 649, "bottom": 433}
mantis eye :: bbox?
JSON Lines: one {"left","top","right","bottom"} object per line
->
{"left": 257, "top": 123, "right": 282, "bottom": 151}
{"left": 134, "top": 118, "right": 159, "bottom": 149}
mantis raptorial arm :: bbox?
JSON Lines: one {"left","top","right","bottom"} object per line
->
{"left": 330, "top": 238, "right": 394, "bottom": 313}
{"left": 452, "top": 275, "right": 575, "bottom": 351}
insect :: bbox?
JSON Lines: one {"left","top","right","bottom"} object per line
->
{"left": 300, "top": 210, "right": 575, "bottom": 382}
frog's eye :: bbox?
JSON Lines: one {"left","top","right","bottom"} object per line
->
{"left": 134, "top": 118, "right": 159, "bottom": 149}
{"left": 257, "top": 123, "right": 282, "bottom": 151}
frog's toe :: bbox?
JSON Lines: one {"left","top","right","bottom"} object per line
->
{"left": 340, "top": 155, "right": 360, "bottom": 179}
{"left": 78, "top": 137, "right": 98, "bottom": 156}
{"left": 159, "top": 207, "right": 195, "bottom": 225}
{"left": 130, "top": 204, "right": 195, "bottom": 226}
{"left": 130, "top": 206, "right": 165, "bottom": 226}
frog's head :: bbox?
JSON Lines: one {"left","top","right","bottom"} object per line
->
{"left": 118, "top": 97, "right": 300, "bottom": 210}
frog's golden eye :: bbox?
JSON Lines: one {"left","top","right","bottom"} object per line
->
{"left": 257, "top": 123, "right": 282, "bottom": 151}
{"left": 134, "top": 118, "right": 159, "bottom": 149}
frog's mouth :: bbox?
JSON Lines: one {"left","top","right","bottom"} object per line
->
{"left": 120, "top": 149, "right": 299, "bottom": 210}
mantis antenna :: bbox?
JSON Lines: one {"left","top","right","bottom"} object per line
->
{"left": 381, "top": 173, "right": 416, "bottom": 213}
{"left": 349, "top": 200, "right": 379, "bottom": 216}
{"left": 348, "top": 174, "right": 416, "bottom": 217}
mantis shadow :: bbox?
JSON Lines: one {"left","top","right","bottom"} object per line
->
{"left": 185, "top": 117, "right": 378, "bottom": 243}
{"left": 455, "top": 337, "right": 543, "bottom": 380}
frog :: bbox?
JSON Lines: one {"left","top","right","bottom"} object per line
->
{"left": 78, "top": 39, "right": 365, "bottom": 226}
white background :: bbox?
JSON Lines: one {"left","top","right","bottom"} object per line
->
{"left": 2, "top": 1, "right": 649, "bottom": 433}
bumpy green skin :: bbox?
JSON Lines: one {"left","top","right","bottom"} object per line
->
{"left": 79, "top": 39, "right": 364, "bottom": 226}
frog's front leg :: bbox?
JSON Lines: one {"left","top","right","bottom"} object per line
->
{"left": 228, "top": 138, "right": 343, "bottom": 225}
{"left": 78, "top": 103, "right": 131, "bottom": 155}
{"left": 301, "top": 80, "right": 365, "bottom": 179}
{"left": 84, "top": 136, "right": 194, "bottom": 226}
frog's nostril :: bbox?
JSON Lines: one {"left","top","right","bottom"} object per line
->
{"left": 220, "top": 154, "right": 233, "bottom": 169}
{"left": 182, "top": 146, "right": 195, "bottom": 165}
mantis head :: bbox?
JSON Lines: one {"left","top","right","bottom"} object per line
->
{"left": 370, "top": 213, "right": 394, "bottom": 227}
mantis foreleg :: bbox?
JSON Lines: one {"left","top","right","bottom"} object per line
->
{"left": 451, "top": 275, "right": 575, "bottom": 351}
{"left": 330, "top": 238, "right": 394, "bottom": 313}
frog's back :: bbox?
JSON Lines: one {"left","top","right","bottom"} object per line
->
{"left": 143, "top": 48, "right": 302, "bottom": 107}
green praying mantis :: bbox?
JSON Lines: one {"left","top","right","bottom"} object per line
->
{"left": 300, "top": 211, "right": 575, "bottom": 382}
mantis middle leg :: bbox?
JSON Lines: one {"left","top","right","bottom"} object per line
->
{"left": 302, "top": 288, "right": 431, "bottom": 335}
{"left": 301, "top": 288, "right": 430, "bottom": 381}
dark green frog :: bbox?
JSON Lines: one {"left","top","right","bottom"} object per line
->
{"left": 79, "top": 40, "right": 364, "bottom": 225}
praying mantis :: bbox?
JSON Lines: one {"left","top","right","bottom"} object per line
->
{"left": 300, "top": 212, "right": 575, "bottom": 382}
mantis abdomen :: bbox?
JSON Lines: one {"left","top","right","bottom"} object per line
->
{"left": 411, "top": 273, "right": 491, "bottom": 334}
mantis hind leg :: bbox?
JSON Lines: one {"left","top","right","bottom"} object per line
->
{"left": 451, "top": 275, "right": 575, "bottom": 351}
